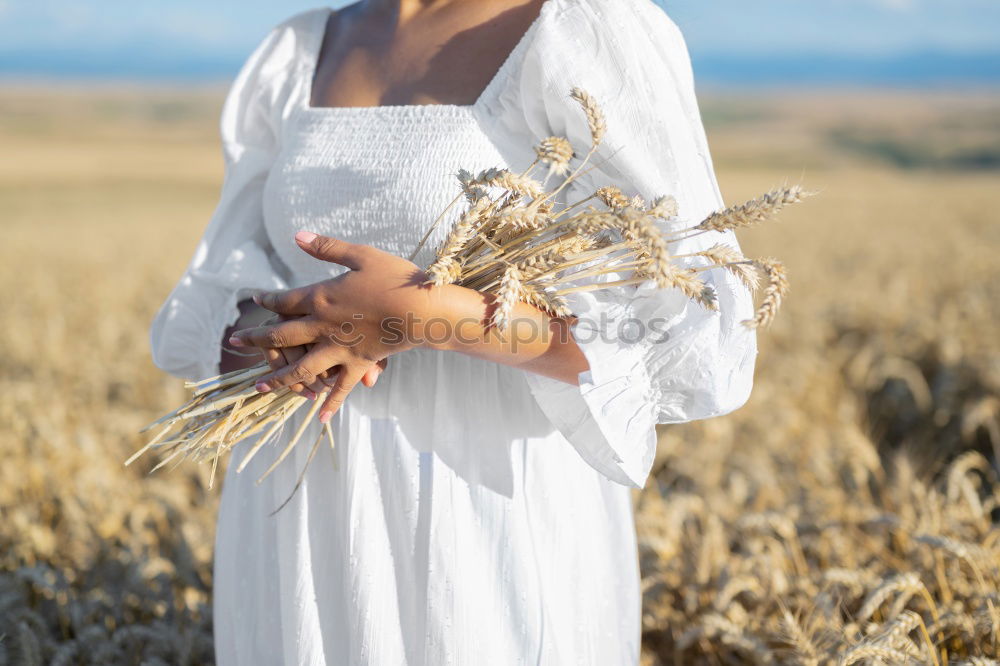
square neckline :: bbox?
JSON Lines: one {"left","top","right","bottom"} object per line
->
{"left": 303, "top": 0, "right": 553, "bottom": 114}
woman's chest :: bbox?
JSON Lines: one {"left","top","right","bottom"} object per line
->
{"left": 262, "top": 107, "right": 506, "bottom": 283}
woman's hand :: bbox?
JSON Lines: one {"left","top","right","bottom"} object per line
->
{"left": 261, "top": 315, "right": 388, "bottom": 399}
{"left": 229, "top": 231, "right": 437, "bottom": 421}
{"left": 264, "top": 344, "right": 388, "bottom": 397}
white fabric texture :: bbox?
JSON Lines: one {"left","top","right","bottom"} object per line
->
{"left": 148, "top": 1, "right": 756, "bottom": 664}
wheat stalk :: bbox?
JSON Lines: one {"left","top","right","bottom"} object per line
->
{"left": 698, "top": 186, "right": 813, "bottom": 233}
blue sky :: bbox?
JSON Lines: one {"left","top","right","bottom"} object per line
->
{"left": 1, "top": 0, "right": 998, "bottom": 84}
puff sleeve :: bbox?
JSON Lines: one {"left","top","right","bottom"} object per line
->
{"left": 149, "top": 21, "right": 305, "bottom": 381}
{"left": 479, "top": 0, "right": 758, "bottom": 487}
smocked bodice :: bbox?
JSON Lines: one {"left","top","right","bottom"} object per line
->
{"left": 264, "top": 105, "right": 505, "bottom": 285}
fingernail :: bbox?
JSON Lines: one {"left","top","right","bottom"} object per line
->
{"left": 319, "top": 411, "right": 332, "bottom": 424}
{"left": 228, "top": 336, "right": 244, "bottom": 347}
{"left": 255, "top": 382, "right": 271, "bottom": 393}
{"left": 251, "top": 292, "right": 262, "bottom": 305}
{"left": 295, "top": 231, "right": 317, "bottom": 245}
{"left": 304, "top": 389, "right": 317, "bottom": 400}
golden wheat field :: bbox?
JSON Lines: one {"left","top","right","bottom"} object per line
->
{"left": 0, "top": 85, "right": 998, "bottom": 665}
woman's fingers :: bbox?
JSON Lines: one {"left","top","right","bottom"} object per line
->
{"left": 230, "top": 317, "right": 322, "bottom": 350}
{"left": 318, "top": 364, "right": 368, "bottom": 423}
{"left": 319, "top": 366, "right": 342, "bottom": 389}
{"left": 255, "top": 347, "right": 341, "bottom": 393}
{"left": 294, "top": 231, "right": 369, "bottom": 271}
{"left": 261, "top": 313, "right": 322, "bottom": 397}
{"left": 264, "top": 348, "right": 285, "bottom": 372}
{"left": 251, "top": 286, "right": 314, "bottom": 316}
{"left": 305, "top": 365, "right": 328, "bottom": 397}
{"left": 280, "top": 346, "right": 320, "bottom": 399}
{"left": 360, "top": 358, "right": 388, "bottom": 388}
{"left": 268, "top": 347, "right": 320, "bottom": 399}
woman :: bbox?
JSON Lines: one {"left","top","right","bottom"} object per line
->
{"left": 150, "top": 0, "right": 757, "bottom": 662}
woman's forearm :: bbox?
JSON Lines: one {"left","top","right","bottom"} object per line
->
{"left": 421, "top": 284, "right": 589, "bottom": 386}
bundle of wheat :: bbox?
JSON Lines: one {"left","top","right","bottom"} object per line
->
{"left": 415, "top": 87, "right": 808, "bottom": 332}
{"left": 130, "top": 87, "right": 811, "bottom": 485}
{"left": 129, "top": 363, "right": 332, "bottom": 491}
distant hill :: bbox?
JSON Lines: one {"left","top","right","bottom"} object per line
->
{"left": 0, "top": 47, "right": 239, "bottom": 82}
{"left": 693, "top": 50, "right": 1000, "bottom": 87}
{"left": 1, "top": 46, "right": 998, "bottom": 87}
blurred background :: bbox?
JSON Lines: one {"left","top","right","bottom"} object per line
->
{"left": 1, "top": 1, "right": 998, "bottom": 664}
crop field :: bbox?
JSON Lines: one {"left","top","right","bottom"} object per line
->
{"left": 0, "top": 85, "right": 998, "bottom": 664}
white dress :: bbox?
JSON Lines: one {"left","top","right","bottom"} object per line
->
{"left": 149, "top": 0, "right": 757, "bottom": 663}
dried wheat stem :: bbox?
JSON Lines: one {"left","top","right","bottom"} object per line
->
{"left": 408, "top": 191, "right": 465, "bottom": 261}
{"left": 743, "top": 258, "right": 788, "bottom": 329}
{"left": 698, "top": 186, "right": 811, "bottom": 233}
{"left": 125, "top": 422, "right": 176, "bottom": 466}
{"left": 269, "top": 427, "right": 326, "bottom": 516}
{"left": 554, "top": 276, "right": 655, "bottom": 294}
{"left": 187, "top": 364, "right": 270, "bottom": 396}
{"left": 237, "top": 394, "right": 307, "bottom": 473}
{"left": 257, "top": 398, "right": 324, "bottom": 484}
{"left": 596, "top": 186, "right": 630, "bottom": 211}
{"left": 491, "top": 265, "right": 523, "bottom": 331}
{"left": 570, "top": 87, "right": 606, "bottom": 146}
{"left": 469, "top": 167, "right": 544, "bottom": 199}
{"left": 534, "top": 136, "right": 574, "bottom": 177}
{"left": 533, "top": 89, "right": 609, "bottom": 206}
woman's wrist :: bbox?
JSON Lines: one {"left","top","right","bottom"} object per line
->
{"left": 416, "top": 284, "right": 493, "bottom": 353}
{"left": 413, "top": 282, "right": 587, "bottom": 384}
